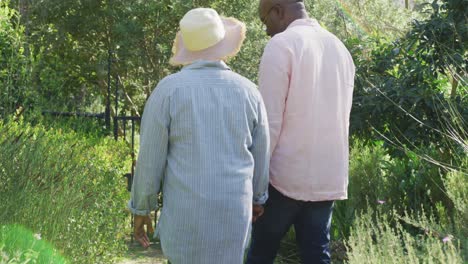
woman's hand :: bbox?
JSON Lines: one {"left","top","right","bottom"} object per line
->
{"left": 252, "top": 204, "right": 265, "bottom": 223}
{"left": 134, "top": 215, "right": 151, "bottom": 248}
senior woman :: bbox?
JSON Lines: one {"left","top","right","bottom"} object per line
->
{"left": 128, "top": 8, "right": 270, "bottom": 264}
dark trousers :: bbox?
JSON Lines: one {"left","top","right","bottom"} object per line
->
{"left": 246, "top": 185, "right": 334, "bottom": 264}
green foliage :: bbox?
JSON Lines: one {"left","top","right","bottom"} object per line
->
{"left": 443, "top": 161, "right": 468, "bottom": 255}
{"left": 444, "top": 167, "right": 467, "bottom": 215}
{"left": 349, "top": 0, "right": 468, "bottom": 145}
{"left": 275, "top": 137, "right": 466, "bottom": 263}
{"left": 28, "top": 112, "right": 108, "bottom": 138}
{"left": 408, "top": 0, "right": 467, "bottom": 82}
{"left": 346, "top": 209, "right": 464, "bottom": 264}
{"left": 0, "top": 224, "right": 67, "bottom": 264}
{"left": 332, "top": 140, "right": 456, "bottom": 238}
{"left": 333, "top": 141, "right": 393, "bottom": 240}
{"left": 4, "top": 0, "right": 263, "bottom": 115}
{"left": 0, "top": 120, "right": 131, "bottom": 263}
{"left": 0, "top": 1, "right": 33, "bottom": 118}
{"left": 306, "top": 0, "right": 424, "bottom": 40}
{"left": 336, "top": 100, "right": 467, "bottom": 263}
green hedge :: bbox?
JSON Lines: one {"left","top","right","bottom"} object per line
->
{"left": 0, "top": 121, "right": 131, "bottom": 263}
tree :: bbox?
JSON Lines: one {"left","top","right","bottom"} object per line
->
{"left": 350, "top": 0, "right": 467, "bottom": 145}
{"left": 0, "top": 1, "right": 32, "bottom": 118}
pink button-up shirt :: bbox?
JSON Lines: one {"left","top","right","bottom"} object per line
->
{"left": 259, "top": 18, "right": 355, "bottom": 201}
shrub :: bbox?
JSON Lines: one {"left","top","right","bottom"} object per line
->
{"left": 0, "top": 1, "right": 33, "bottom": 118}
{"left": 442, "top": 164, "right": 468, "bottom": 261}
{"left": 332, "top": 141, "right": 394, "bottom": 240}
{"left": 276, "top": 139, "right": 465, "bottom": 263}
{"left": 0, "top": 120, "right": 131, "bottom": 263}
{"left": 346, "top": 208, "right": 464, "bottom": 264}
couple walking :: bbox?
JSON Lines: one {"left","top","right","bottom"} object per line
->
{"left": 128, "top": 0, "right": 355, "bottom": 263}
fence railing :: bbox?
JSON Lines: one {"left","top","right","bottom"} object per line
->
{"left": 41, "top": 49, "right": 147, "bottom": 243}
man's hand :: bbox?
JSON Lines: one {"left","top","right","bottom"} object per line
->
{"left": 134, "top": 215, "right": 151, "bottom": 248}
{"left": 252, "top": 204, "right": 265, "bottom": 223}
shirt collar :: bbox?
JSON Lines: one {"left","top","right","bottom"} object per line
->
{"left": 182, "top": 60, "right": 231, "bottom": 71}
{"left": 287, "top": 18, "right": 320, "bottom": 30}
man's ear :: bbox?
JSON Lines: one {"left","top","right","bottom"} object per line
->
{"left": 277, "top": 4, "right": 286, "bottom": 20}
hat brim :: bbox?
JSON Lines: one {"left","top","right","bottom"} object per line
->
{"left": 169, "top": 17, "right": 246, "bottom": 66}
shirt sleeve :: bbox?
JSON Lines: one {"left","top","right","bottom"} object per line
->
{"left": 128, "top": 82, "right": 170, "bottom": 216}
{"left": 258, "top": 38, "right": 291, "bottom": 155}
{"left": 251, "top": 98, "right": 270, "bottom": 205}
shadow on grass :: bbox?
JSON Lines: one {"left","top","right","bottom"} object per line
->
{"left": 117, "top": 239, "right": 167, "bottom": 264}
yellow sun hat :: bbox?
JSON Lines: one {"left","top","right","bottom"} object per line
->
{"left": 169, "top": 8, "right": 246, "bottom": 66}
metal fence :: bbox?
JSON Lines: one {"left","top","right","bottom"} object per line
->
{"left": 42, "top": 49, "right": 143, "bottom": 242}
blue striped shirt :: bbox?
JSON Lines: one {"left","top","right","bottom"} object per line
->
{"left": 128, "top": 60, "right": 270, "bottom": 263}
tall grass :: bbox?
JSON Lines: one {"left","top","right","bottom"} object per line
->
{"left": 340, "top": 68, "right": 467, "bottom": 263}
{"left": 0, "top": 120, "right": 131, "bottom": 263}
{"left": 346, "top": 208, "right": 464, "bottom": 264}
